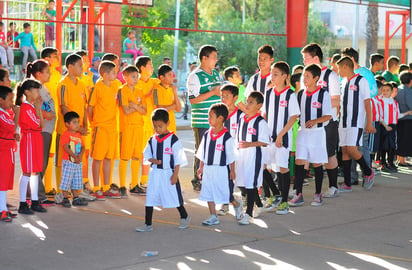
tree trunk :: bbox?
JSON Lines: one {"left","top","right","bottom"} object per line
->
{"left": 366, "top": 3, "right": 379, "bottom": 67}
{"left": 230, "top": 0, "right": 241, "bottom": 13}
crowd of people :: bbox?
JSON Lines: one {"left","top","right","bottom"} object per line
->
{"left": 0, "top": 38, "right": 412, "bottom": 230}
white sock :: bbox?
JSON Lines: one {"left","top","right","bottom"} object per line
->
{"left": 0, "top": 191, "right": 7, "bottom": 211}
{"left": 19, "top": 175, "right": 30, "bottom": 202}
{"left": 30, "top": 175, "right": 39, "bottom": 201}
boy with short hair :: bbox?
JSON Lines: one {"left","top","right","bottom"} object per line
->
{"left": 136, "top": 109, "right": 190, "bottom": 232}
{"left": 336, "top": 56, "right": 376, "bottom": 192}
{"left": 153, "top": 64, "right": 181, "bottom": 133}
{"left": 196, "top": 103, "right": 238, "bottom": 226}
{"left": 236, "top": 92, "right": 270, "bottom": 225}
{"left": 60, "top": 111, "right": 88, "bottom": 208}
{"left": 382, "top": 56, "right": 400, "bottom": 84}
{"left": 7, "top": 22, "right": 19, "bottom": 49}
{"left": 223, "top": 66, "right": 246, "bottom": 111}
{"left": 55, "top": 54, "right": 88, "bottom": 201}
{"left": 291, "top": 64, "right": 332, "bottom": 207}
{"left": 42, "top": 0, "right": 56, "bottom": 47}
{"left": 0, "top": 22, "right": 14, "bottom": 71}
{"left": 245, "top": 45, "right": 274, "bottom": 96}
{"left": 369, "top": 53, "right": 385, "bottom": 75}
{"left": 118, "top": 65, "right": 146, "bottom": 197}
{"left": 14, "top": 23, "right": 37, "bottom": 72}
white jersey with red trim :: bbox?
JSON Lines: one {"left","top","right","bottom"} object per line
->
{"left": 371, "top": 97, "right": 382, "bottom": 122}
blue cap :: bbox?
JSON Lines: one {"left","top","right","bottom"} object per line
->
{"left": 92, "top": 56, "right": 101, "bottom": 64}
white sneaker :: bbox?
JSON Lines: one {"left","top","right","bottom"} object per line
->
{"left": 311, "top": 193, "right": 323, "bottom": 206}
{"left": 234, "top": 199, "right": 244, "bottom": 220}
{"left": 254, "top": 206, "right": 266, "bottom": 218}
{"left": 136, "top": 224, "right": 153, "bottom": 232}
{"left": 288, "top": 189, "right": 297, "bottom": 199}
{"left": 217, "top": 204, "right": 229, "bottom": 216}
{"left": 238, "top": 213, "right": 252, "bottom": 225}
{"left": 54, "top": 192, "right": 64, "bottom": 204}
{"left": 323, "top": 186, "right": 339, "bottom": 198}
{"left": 202, "top": 215, "right": 220, "bottom": 226}
{"left": 79, "top": 190, "right": 96, "bottom": 201}
{"left": 179, "top": 215, "right": 191, "bottom": 229}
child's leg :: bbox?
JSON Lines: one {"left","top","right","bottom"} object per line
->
{"left": 0, "top": 47, "right": 8, "bottom": 68}
{"left": 145, "top": 206, "right": 154, "bottom": 225}
{"left": 0, "top": 191, "right": 7, "bottom": 211}
{"left": 388, "top": 148, "right": 396, "bottom": 166}
{"left": 176, "top": 204, "right": 188, "bottom": 219}
{"left": 19, "top": 174, "right": 30, "bottom": 202}
{"left": 279, "top": 168, "right": 290, "bottom": 203}
{"left": 92, "top": 159, "right": 101, "bottom": 190}
{"left": 294, "top": 161, "right": 306, "bottom": 195}
{"left": 82, "top": 149, "right": 89, "bottom": 184}
{"left": 141, "top": 164, "right": 149, "bottom": 186}
{"left": 313, "top": 164, "right": 323, "bottom": 195}
{"left": 28, "top": 46, "right": 37, "bottom": 60}
{"left": 341, "top": 147, "right": 352, "bottom": 187}
{"left": 207, "top": 201, "right": 216, "bottom": 216}
{"left": 29, "top": 174, "right": 39, "bottom": 201}
{"left": 6, "top": 47, "right": 14, "bottom": 67}
{"left": 325, "top": 155, "right": 338, "bottom": 189}
{"left": 254, "top": 188, "right": 263, "bottom": 208}
{"left": 103, "top": 158, "right": 111, "bottom": 187}
{"left": 347, "top": 146, "right": 372, "bottom": 176}
{"left": 119, "top": 159, "right": 128, "bottom": 188}
{"left": 131, "top": 158, "right": 140, "bottom": 188}
{"left": 21, "top": 46, "right": 29, "bottom": 69}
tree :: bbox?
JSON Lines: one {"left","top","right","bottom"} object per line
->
{"left": 366, "top": 3, "right": 379, "bottom": 67}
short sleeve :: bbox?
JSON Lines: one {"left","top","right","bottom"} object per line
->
{"left": 224, "top": 137, "right": 239, "bottom": 164}
{"left": 244, "top": 75, "right": 255, "bottom": 99}
{"left": 57, "top": 83, "right": 65, "bottom": 106}
{"left": 143, "top": 138, "right": 154, "bottom": 165}
{"left": 88, "top": 86, "right": 98, "bottom": 107}
{"left": 360, "top": 78, "right": 371, "bottom": 101}
{"left": 195, "top": 135, "right": 206, "bottom": 161}
{"left": 328, "top": 72, "right": 341, "bottom": 97}
{"left": 187, "top": 73, "right": 201, "bottom": 98}
{"left": 172, "top": 139, "right": 188, "bottom": 167}
{"left": 288, "top": 92, "right": 300, "bottom": 117}
{"left": 60, "top": 132, "right": 70, "bottom": 147}
{"left": 322, "top": 91, "right": 333, "bottom": 116}
{"left": 258, "top": 120, "right": 270, "bottom": 145}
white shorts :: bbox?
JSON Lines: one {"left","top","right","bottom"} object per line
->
{"left": 145, "top": 168, "right": 184, "bottom": 208}
{"left": 199, "top": 165, "right": 230, "bottom": 204}
{"left": 266, "top": 144, "right": 289, "bottom": 171}
{"left": 339, "top": 127, "right": 363, "bottom": 147}
{"left": 296, "top": 128, "right": 328, "bottom": 164}
{"left": 236, "top": 147, "right": 264, "bottom": 189}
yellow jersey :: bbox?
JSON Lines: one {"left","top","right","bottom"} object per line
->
{"left": 79, "top": 71, "right": 94, "bottom": 99}
{"left": 153, "top": 83, "right": 177, "bottom": 133}
{"left": 118, "top": 84, "right": 145, "bottom": 131}
{"left": 88, "top": 80, "right": 118, "bottom": 129}
{"left": 137, "top": 77, "right": 160, "bottom": 131}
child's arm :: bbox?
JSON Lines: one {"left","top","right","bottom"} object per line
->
{"left": 305, "top": 115, "right": 331, "bottom": 129}
{"left": 364, "top": 99, "right": 376, "bottom": 134}
{"left": 13, "top": 32, "right": 22, "bottom": 42}
{"left": 63, "top": 143, "right": 79, "bottom": 163}
{"left": 87, "top": 105, "right": 94, "bottom": 123}
{"left": 41, "top": 6, "right": 48, "bottom": 17}
{"left": 197, "top": 161, "right": 204, "bottom": 179}
{"left": 238, "top": 141, "right": 267, "bottom": 148}
{"left": 77, "top": 145, "right": 85, "bottom": 164}
{"left": 229, "top": 162, "right": 236, "bottom": 180}
{"left": 170, "top": 165, "right": 180, "bottom": 185}
{"left": 172, "top": 85, "right": 182, "bottom": 112}
{"left": 42, "top": 109, "right": 54, "bottom": 120}
{"left": 35, "top": 97, "right": 45, "bottom": 128}
{"left": 275, "top": 114, "right": 299, "bottom": 147}
{"left": 30, "top": 33, "right": 37, "bottom": 51}
{"left": 148, "top": 158, "right": 161, "bottom": 165}
{"left": 380, "top": 121, "right": 392, "bottom": 131}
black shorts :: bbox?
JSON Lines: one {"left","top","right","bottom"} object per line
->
{"left": 325, "top": 120, "right": 339, "bottom": 157}
{"left": 368, "top": 121, "right": 381, "bottom": 153}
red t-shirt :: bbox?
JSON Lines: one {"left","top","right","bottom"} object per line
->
{"left": 7, "top": 31, "right": 19, "bottom": 48}
{"left": 0, "top": 108, "right": 16, "bottom": 150}
{"left": 60, "top": 130, "right": 84, "bottom": 162}
{"left": 0, "top": 32, "right": 6, "bottom": 45}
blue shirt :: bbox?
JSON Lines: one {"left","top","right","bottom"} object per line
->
{"left": 14, "top": 32, "right": 36, "bottom": 51}
{"left": 123, "top": 37, "right": 136, "bottom": 52}
{"left": 355, "top": 66, "right": 377, "bottom": 98}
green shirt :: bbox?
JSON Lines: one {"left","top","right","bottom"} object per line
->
{"left": 235, "top": 84, "right": 246, "bottom": 106}
{"left": 382, "top": 70, "right": 400, "bottom": 85}
{"left": 187, "top": 68, "right": 222, "bottom": 128}
{"left": 45, "top": 9, "right": 56, "bottom": 26}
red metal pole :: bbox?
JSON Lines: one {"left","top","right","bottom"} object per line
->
{"left": 88, "top": 0, "right": 95, "bottom": 59}
{"left": 385, "top": 11, "right": 390, "bottom": 64}
{"left": 195, "top": 0, "right": 198, "bottom": 30}
{"left": 62, "top": 0, "right": 78, "bottom": 20}
{"left": 56, "top": 0, "right": 62, "bottom": 67}
{"left": 401, "top": 14, "right": 407, "bottom": 63}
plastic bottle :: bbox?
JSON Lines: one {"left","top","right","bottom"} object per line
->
{"left": 141, "top": 251, "right": 159, "bottom": 257}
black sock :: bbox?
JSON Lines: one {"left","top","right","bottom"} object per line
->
{"left": 145, "top": 206, "right": 154, "bottom": 226}
{"left": 264, "top": 169, "right": 280, "bottom": 196}
{"left": 254, "top": 188, "right": 263, "bottom": 208}
{"left": 246, "top": 189, "right": 255, "bottom": 217}
{"left": 238, "top": 187, "right": 246, "bottom": 197}
{"left": 356, "top": 156, "right": 372, "bottom": 176}
{"left": 177, "top": 205, "right": 188, "bottom": 219}
{"left": 326, "top": 167, "right": 338, "bottom": 188}
{"left": 314, "top": 166, "right": 324, "bottom": 194}
{"left": 342, "top": 160, "right": 352, "bottom": 187}
{"left": 381, "top": 151, "right": 387, "bottom": 165}
{"left": 262, "top": 169, "right": 271, "bottom": 198}
{"left": 281, "top": 172, "right": 291, "bottom": 203}
{"left": 295, "top": 165, "right": 305, "bottom": 195}
{"left": 388, "top": 149, "right": 396, "bottom": 165}
{"left": 370, "top": 153, "right": 375, "bottom": 166}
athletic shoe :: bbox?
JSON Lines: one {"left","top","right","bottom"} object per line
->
{"left": 79, "top": 190, "right": 96, "bottom": 201}
{"left": 7, "top": 211, "right": 17, "bottom": 218}
{"left": 339, "top": 183, "right": 352, "bottom": 193}
{"left": 110, "top": 183, "right": 120, "bottom": 191}
{"left": 254, "top": 206, "right": 266, "bottom": 217}
{"left": 136, "top": 224, "right": 153, "bottom": 232}
{"left": 18, "top": 202, "right": 34, "bottom": 215}
{"left": 40, "top": 199, "right": 56, "bottom": 206}
{"left": 288, "top": 189, "right": 297, "bottom": 199}
{"left": 234, "top": 199, "right": 244, "bottom": 220}
{"left": 238, "top": 213, "right": 252, "bottom": 225}
{"left": 92, "top": 190, "right": 106, "bottom": 201}
{"left": 104, "top": 189, "right": 121, "bottom": 199}
{"left": 272, "top": 195, "right": 282, "bottom": 208}
{"left": 388, "top": 163, "right": 398, "bottom": 172}
{"left": 382, "top": 163, "right": 394, "bottom": 173}
{"left": 264, "top": 196, "right": 275, "bottom": 209}
{"left": 202, "top": 215, "right": 220, "bottom": 226}
{"left": 323, "top": 186, "right": 339, "bottom": 198}
{"left": 311, "top": 193, "right": 323, "bottom": 206}
{"left": 303, "top": 179, "right": 310, "bottom": 186}
{"left": 289, "top": 193, "right": 304, "bottom": 207}
{"left": 45, "top": 188, "right": 57, "bottom": 197}
{"left": 363, "top": 170, "right": 375, "bottom": 191}
{"left": 1, "top": 211, "right": 12, "bottom": 222}
{"left": 54, "top": 192, "right": 64, "bottom": 204}
{"left": 130, "top": 185, "right": 146, "bottom": 196}
{"left": 72, "top": 197, "right": 88, "bottom": 206}
{"left": 265, "top": 196, "right": 281, "bottom": 211}
{"left": 31, "top": 201, "right": 47, "bottom": 213}
{"left": 62, "top": 198, "right": 71, "bottom": 208}
{"left": 276, "top": 202, "right": 289, "bottom": 215}
{"left": 218, "top": 204, "right": 229, "bottom": 216}
{"left": 305, "top": 171, "right": 314, "bottom": 179}
{"left": 119, "top": 187, "right": 128, "bottom": 198}
{"left": 178, "top": 215, "right": 191, "bottom": 229}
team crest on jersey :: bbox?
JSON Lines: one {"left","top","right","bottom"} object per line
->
{"left": 279, "top": 100, "right": 288, "bottom": 107}
{"left": 164, "top": 147, "right": 173, "bottom": 155}
{"left": 216, "top": 144, "right": 224, "bottom": 151}
{"left": 231, "top": 123, "right": 238, "bottom": 130}
{"left": 350, "top": 85, "right": 358, "bottom": 91}
{"left": 312, "top": 101, "right": 322, "bottom": 108}
{"left": 247, "top": 127, "right": 257, "bottom": 135}
{"left": 318, "top": 81, "right": 327, "bottom": 88}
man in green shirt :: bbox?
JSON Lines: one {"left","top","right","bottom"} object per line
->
{"left": 382, "top": 56, "right": 400, "bottom": 84}
{"left": 187, "top": 45, "right": 222, "bottom": 191}
{"left": 42, "top": 0, "right": 56, "bottom": 47}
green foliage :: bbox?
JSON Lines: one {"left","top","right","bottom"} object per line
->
{"left": 307, "top": 9, "right": 337, "bottom": 60}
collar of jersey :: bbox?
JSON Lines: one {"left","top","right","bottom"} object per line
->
{"left": 244, "top": 113, "right": 260, "bottom": 123}
{"left": 227, "top": 107, "right": 239, "bottom": 119}
{"left": 274, "top": 86, "right": 290, "bottom": 96}
{"left": 210, "top": 127, "right": 228, "bottom": 141}
{"left": 260, "top": 72, "right": 271, "bottom": 79}
{"left": 23, "top": 100, "right": 35, "bottom": 108}
{"left": 305, "top": 86, "right": 321, "bottom": 97}
{"left": 321, "top": 66, "right": 328, "bottom": 72}
{"left": 0, "top": 107, "right": 11, "bottom": 117}
{"left": 348, "top": 73, "right": 360, "bottom": 82}
{"left": 155, "top": 132, "right": 173, "bottom": 143}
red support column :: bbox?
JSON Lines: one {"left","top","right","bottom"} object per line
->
{"left": 286, "top": 0, "right": 309, "bottom": 67}
{"left": 103, "top": 4, "right": 122, "bottom": 57}
{"left": 88, "top": 0, "right": 95, "bottom": 60}
{"left": 56, "top": 0, "right": 63, "bottom": 69}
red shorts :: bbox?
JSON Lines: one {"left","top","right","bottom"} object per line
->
{"left": 0, "top": 148, "right": 15, "bottom": 191}
{"left": 20, "top": 132, "right": 43, "bottom": 173}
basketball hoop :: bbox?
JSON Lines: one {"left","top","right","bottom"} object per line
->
{"left": 126, "top": 0, "right": 150, "bottom": 18}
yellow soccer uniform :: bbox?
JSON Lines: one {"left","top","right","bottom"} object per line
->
{"left": 153, "top": 83, "right": 177, "bottom": 133}
{"left": 137, "top": 77, "right": 159, "bottom": 142}
{"left": 89, "top": 80, "right": 118, "bottom": 160}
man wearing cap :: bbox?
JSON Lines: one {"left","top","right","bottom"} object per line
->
{"left": 90, "top": 56, "right": 101, "bottom": 84}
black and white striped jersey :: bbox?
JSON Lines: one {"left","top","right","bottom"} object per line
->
{"left": 245, "top": 71, "right": 271, "bottom": 97}
{"left": 297, "top": 86, "right": 332, "bottom": 129}
{"left": 224, "top": 107, "right": 243, "bottom": 138}
{"left": 236, "top": 113, "right": 270, "bottom": 144}
{"left": 143, "top": 132, "right": 188, "bottom": 169}
{"left": 263, "top": 86, "right": 300, "bottom": 149}
{"left": 339, "top": 74, "right": 371, "bottom": 129}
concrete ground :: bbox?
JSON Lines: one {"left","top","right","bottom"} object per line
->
{"left": 2, "top": 123, "right": 412, "bottom": 270}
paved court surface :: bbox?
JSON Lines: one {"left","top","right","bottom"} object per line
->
{"left": 2, "top": 128, "right": 412, "bottom": 270}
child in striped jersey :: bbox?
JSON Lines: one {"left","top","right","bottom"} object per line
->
{"left": 368, "top": 80, "right": 383, "bottom": 169}
{"left": 197, "top": 103, "right": 239, "bottom": 226}
{"left": 136, "top": 109, "right": 190, "bottom": 232}
{"left": 217, "top": 84, "right": 244, "bottom": 219}
{"left": 236, "top": 92, "right": 270, "bottom": 225}
{"left": 379, "top": 82, "right": 412, "bottom": 172}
